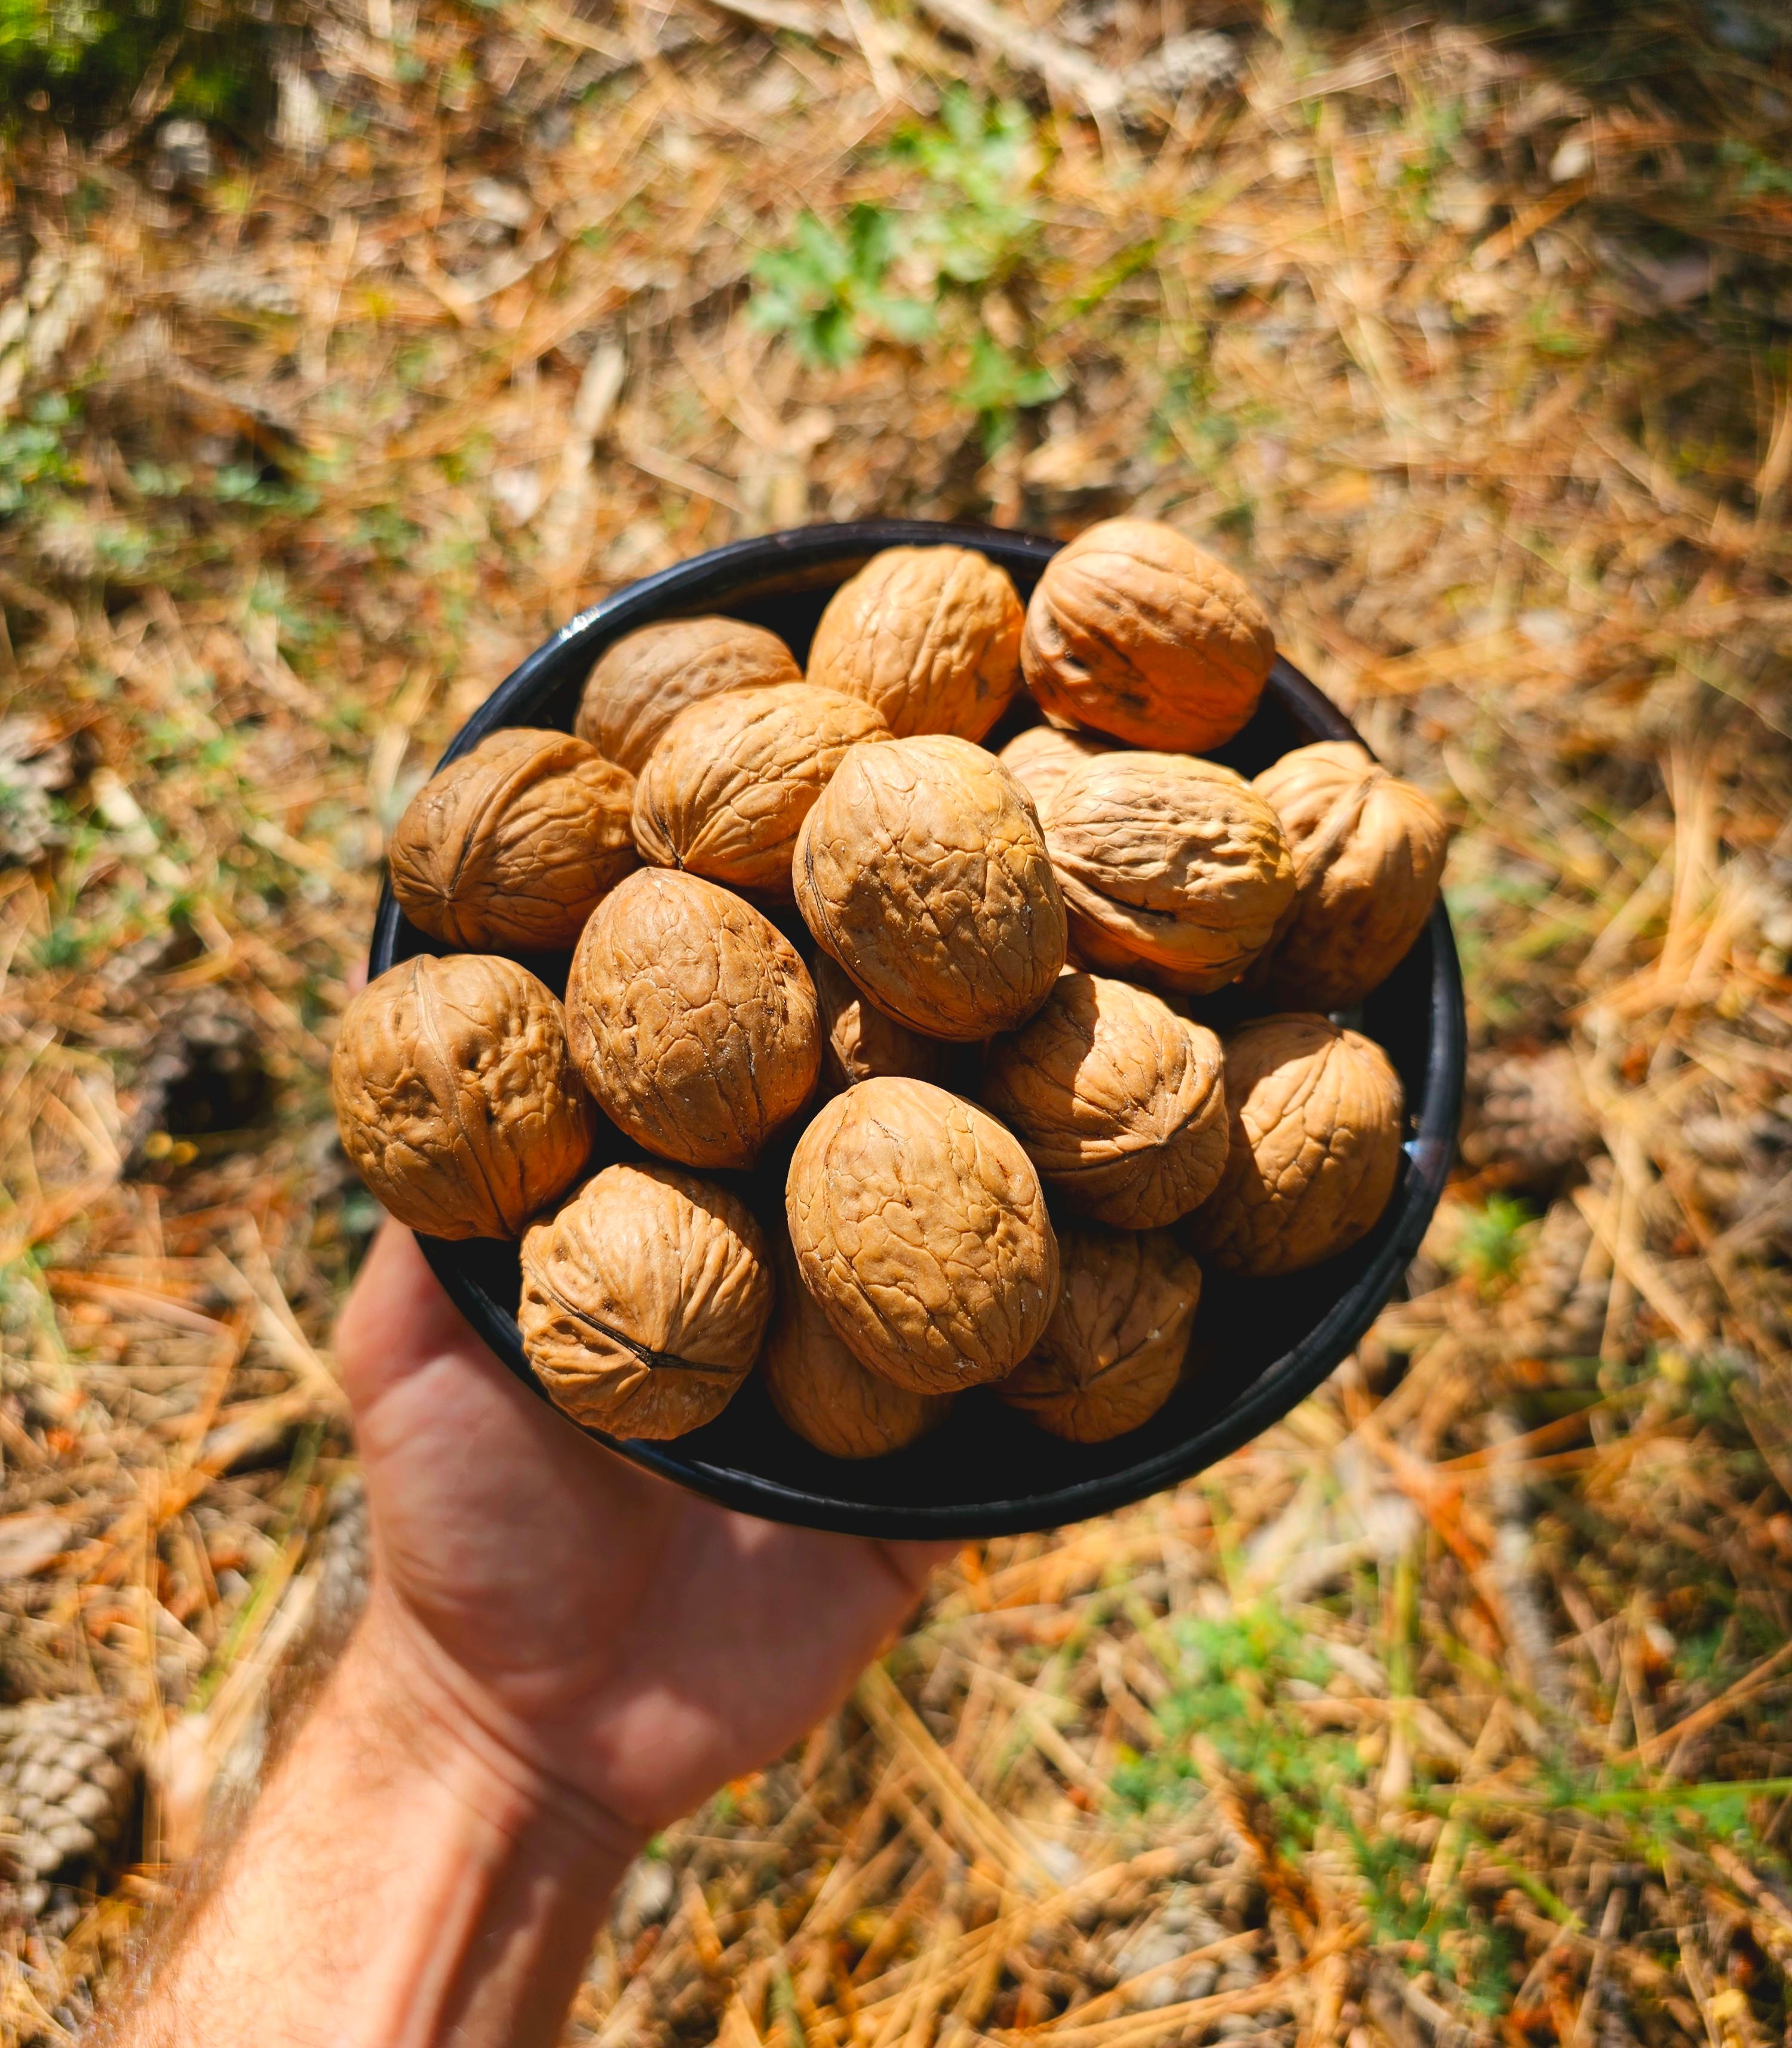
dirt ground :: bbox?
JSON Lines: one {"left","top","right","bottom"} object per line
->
{"left": 3, "top": 0, "right": 1792, "bottom": 2039}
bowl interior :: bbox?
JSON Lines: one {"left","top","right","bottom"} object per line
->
{"left": 371, "top": 521, "right": 1464, "bottom": 1538}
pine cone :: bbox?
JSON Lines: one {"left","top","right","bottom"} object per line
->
{"left": 1501, "top": 1199, "right": 1607, "bottom": 1361}
{"left": 0, "top": 1696, "right": 136, "bottom": 1917}
{"left": 1462, "top": 1048, "right": 1597, "bottom": 1189}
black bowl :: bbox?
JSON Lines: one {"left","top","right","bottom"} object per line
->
{"left": 369, "top": 520, "right": 1465, "bottom": 1539}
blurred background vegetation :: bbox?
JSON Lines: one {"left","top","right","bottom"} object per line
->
{"left": 0, "top": 0, "right": 278, "bottom": 134}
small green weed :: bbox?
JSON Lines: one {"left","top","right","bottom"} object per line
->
{"left": 1109, "top": 1604, "right": 1352, "bottom": 1850}
{"left": 1113, "top": 1602, "right": 1521, "bottom": 2015}
{"left": 959, "top": 335, "right": 1060, "bottom": 450}
{"left": 887, "top": 88, "right": 1040, "bottom": 287}
{"left": 1680, "top": 1347, "right": 1753, "bottom": 1434}
{"left": 30, "top": 914, "right": 96, "bottom": 971}
{"left": 1446, "top": 1196, "right": 1535, "bottom": 1293}
{"left": 750, "top": 205, "right": 933, "bottom": 369}
{"left": 131, "top": 462, "right": 193, "bottom": 499}
{"left": 1719, "top": 139, "right": 1792, "bottom": 201}
{"left": 353, "top": 503, "right": 426, "bottom": 564}
{"left": 213, "top": 463, "right": 319, "bottom": 515}
{"left": 0, "top": 395, "right": 79, "bottom": 518}
{"left": 1525, "top": 296, "right": 1590, "bottom": 360}
{"left": 750, "top": 91, "right": 1057, "bottom": 445}
{"left": 1, "top": 0, "right": 273, "bottom": 130}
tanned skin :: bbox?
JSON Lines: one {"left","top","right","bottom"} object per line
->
{"left": 100, "top": 1223, "right": 949, "bottom": 2048}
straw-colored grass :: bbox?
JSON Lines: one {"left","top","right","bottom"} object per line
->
{"left": 2, "top": 0, "right": 1791, "bottom": 2038}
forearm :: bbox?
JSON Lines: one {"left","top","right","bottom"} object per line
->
{"left": 105, "top": 1593, "right": 638, "bottom": 2048}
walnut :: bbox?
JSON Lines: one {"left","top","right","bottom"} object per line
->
{"left": 1041, "top": 753, "right": 1295, "bottom": 993}
{"left": 632, "top": 683, "right": 889, "bottom": 899}
{"left": 1186, "top": 1014, "right": 1404, "bottom": 1278}
{"left": 565, "top": 870, "right": 820, "bottom": 1170}
{"left": 995, "top": 723, "right": 1116, "bottom": 817}
{"left": 785, "top": 1077, "right": 1059, "bottom": 1395}
{"left": 575, "top": 618, "right": 801, "bottom": 773}
{"left": 332, "top": 953, "right": 593, "bottom": 1240}
{"left": 519, "top": 1163, "right": 772, "bottom": 1440}
{"left": 981, "top": 971, "right": 1228, "bottom": 1229}
{"left": 996, "top": 1224, "right": 1201, "bottom": 1442}
{"left": 1247, "top": 741, "right": 1450, "bottom": 1009}
{"left": 386, "top": 728, "right": 637, "bottom": 951}
{"left": 763, "top": 1235, "right": 950, "bottom": 1458}
{"left": 794, "top": 735, "right": 1066, "bottom": 1042}
{"left": 812, "top": 952, "right": 949, "bottom": 1092}
{"left": 1021, "top": 519, "right": 1275, "bottom": 751}
{"left": 806, "top": 545, "right": 1023, "bottom": 741}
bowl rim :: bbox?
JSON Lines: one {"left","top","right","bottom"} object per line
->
{"left": 369, "top": 518, "right": 1466, "bottom": 1538}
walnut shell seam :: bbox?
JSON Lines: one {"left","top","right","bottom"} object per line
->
{"left": 1290, "top": 762, "right": 1393, "bottom": 883}
{"left": 524, "top": 1272, "right": 745, "bottom": 1392}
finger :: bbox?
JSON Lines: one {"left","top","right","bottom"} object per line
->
{"left": 338, "top": 1219, "right": 600, "bottom": 1463}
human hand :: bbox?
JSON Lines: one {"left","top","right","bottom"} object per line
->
{"left": 336, "top": 1222, "right": 950, "bottom": 1845}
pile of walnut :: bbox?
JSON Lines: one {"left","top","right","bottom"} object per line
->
{"left": 333, "top": 521, "right": 1449, "bottom": 1459}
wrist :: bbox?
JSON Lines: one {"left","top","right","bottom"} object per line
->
{"left": 118, "top": 1595, "right": 642, "bottom": 2048}
{"left": 320, "top": 1608, "right": 639, "bottom": 2046}
{"left": 345, "top": 1583, "right": 648, "bottom": 1874}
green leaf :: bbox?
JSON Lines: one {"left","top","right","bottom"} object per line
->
{"left": 875, "top": 295, "right": 937, "bottom": 344}
{"left": 961, "top": 333, "right": 1061, "bottom": 416}
{"left": 749, "top": 204, "right": 925, "bottom": 366}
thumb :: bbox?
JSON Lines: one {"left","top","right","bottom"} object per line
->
{"left": 336, "top": 1220, "right": 507, "bottom": 1410}
{"left": 335, "top": 1220, "right": 592, "bottom": 1504}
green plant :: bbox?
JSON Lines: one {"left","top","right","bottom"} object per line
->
{"left": 1110, "top": 1604, "right": 1346, "bottom": 1846}
{"left": 0, "top": 395, "right": 78, "bottom": 519}
{"left": 1446, "top": 1195, "right": 1536, "bottom": 1292}
{"left": 888, "top": 88, "right": 1040, "bottom": 287}
{"left": 750, "top": 90, "right": 1058, "bottom": 446}
{"left": 959, "top": 334, "right": 1059, "bottom": 450}
{"left": 1525, "top": 295, "right": 1590, "bottom": 360}
{"left": 1719, "top": 139, "right": 1792, "bottom": 201}
{"left": 1112, "top": 1602, "right": 1522, "bottom": 2016}
{"left": 212, "top": 462, "right": 318, "bottom": 515}
{"left": 0, "top": 0, "right": 274, "bottom": 131}
{"left": 749, "top": 205, "right": 932, "bottom": 368}
{"left": 130, "top": 461, "right": 192, "bottom": 499}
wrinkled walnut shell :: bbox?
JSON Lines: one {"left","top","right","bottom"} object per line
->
{"left": 1022, "top": 518, "right": 1275, "bottom": 751}
{"left": 576, "top": 618, "right": 801, "bottom": 773}
{"left": 1041, "top": 753, "right": 1295, "bottom": 994}
{"left": 632, "top": 683, "right": 889, "bottom": 898}
{"left": 997, "top": 1224, "right": 1201, "bottom": 1442}
{"left": 332, "top": 954, "right": 593, "bottom": 1240}
{"left": 786, "top": 1077, "right": 1060, "bottom": 1395}
{"left": 807, "top": 545, "right": 1023, "bottom": 741}
{"left": 794, "top": 735, "right": 1067, "bottom": 1043}
{"left": 519, "top": 1163, "right": 771, "bottom": 1440}
{"left": 981, "top": 971, "right": 1228, "bottom": 1229}
{"left": 996, "top": 724, "right": 1117, "bottom": 817}
{"left": 1247, "top": 741, "right": 1450, "bottom": 1009}
{"left": 387, "top": 728, "right": 637, "bottom": 951}
{"left": 763, "top": 1235, "right": 950, "bottom": 1459}
{"left": 1185, "top": 1015, "right": 1404, "bottom": 1278}
{"left": 565, "top": 870, "right": 820, "bottom": 1169}
{"left": 812, "top": 952, "right": 949, "bottom": 1092}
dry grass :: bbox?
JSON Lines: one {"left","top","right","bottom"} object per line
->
{"left": 2, "top": 0, "right": 1792, "bottom": 2039}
